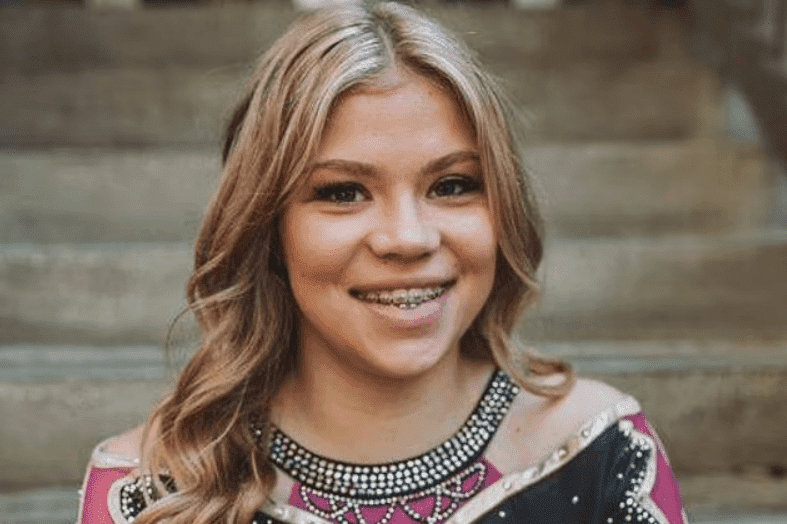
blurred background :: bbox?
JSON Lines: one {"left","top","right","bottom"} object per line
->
{"left": 0, "top": 0, "right": 786, "bottom": 522}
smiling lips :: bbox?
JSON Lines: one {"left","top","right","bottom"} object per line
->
{"left": 351, "top": 283, "right": 453, "bottom": 309}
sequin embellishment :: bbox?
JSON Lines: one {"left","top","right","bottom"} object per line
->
{"left": 115, "top": 474, "right": 176, "bottom": 523}
{"left": 605, "top": 420, "right": 668, "bottom": 524}
{"left": 298, "top": 461, "right": 487, "bottom": 524}
{"left": 257, "top": 370, "right": 519, "bottom": 524}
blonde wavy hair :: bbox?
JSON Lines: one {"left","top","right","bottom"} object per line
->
{"left": 138, "top": 3, "right": 574, "bottom": 523}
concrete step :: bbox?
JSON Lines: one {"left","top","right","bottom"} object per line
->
{"left": 3, "top": 342, "right": 785, "bottom": 384}
{"left": 0, "top": 377, "right": 168, "bottom": 488}
{"left": 0, "top": 486, "right": 80, "bottom": 524}
{"left": 736, "top": 37, "right": 787, "bottom": 175}
{"left": 0, "top": 345, "right": 176, "bottom": 383}
{"left": 0, "top": 150, "right": 220, "bottom": 243}
{"left": 0, "top": 67, "right": 245, "bottom": 149}
{"left": 1, "top": 346, "right": 785, "bottom": 490}
{"left": 0, "top": 58, "right": 712, "bottom": 148}
{"left": 0, "top": 3, "right": 682, "bottom": 74}
{"left": 532, "top": 139, "right": 777, "bottom": 237}
{"left": 582, "top": 355, "right": 787, "bottom": 478}
{"left": 679, "top": 476, "right": 787, "bottom": 515}
{"left": 501, "top": 57, "right": 715, "bottom": 142}
{"left": 3, "top": 230, "right": 786, "bottom": 345}
{"left": 0, "top": 242, "right": 190, "bottom": 345}
{"left": 528, "top": 229, "right": 787, "bottom": 341}
{"left": 690, "top": 515, "right": 787, "bottom": 524}
{"left": 1, "top": 139, "right": 775, "bottom": 244}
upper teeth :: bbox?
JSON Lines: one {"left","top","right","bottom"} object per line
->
{"left": 355, "top": 286, "right": 446, "bottom": 308}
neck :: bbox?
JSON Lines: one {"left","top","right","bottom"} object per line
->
{"left": 273, "top": 351, "right": 494, "bottom": 464}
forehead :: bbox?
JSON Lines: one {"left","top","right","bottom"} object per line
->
{"left": 316, "top": 71, "right": 476, "bottom": 166}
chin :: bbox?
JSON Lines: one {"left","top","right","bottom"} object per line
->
{"left": 353, "top": 337, "right": 460, "bottom": 381}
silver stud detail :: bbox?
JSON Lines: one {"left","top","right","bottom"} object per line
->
{"left": 263, "top": 370, "right": 517, "bottom": 500}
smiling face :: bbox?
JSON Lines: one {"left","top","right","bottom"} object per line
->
{"left": 279, "top": 70, "right": 497, "bottom": 380}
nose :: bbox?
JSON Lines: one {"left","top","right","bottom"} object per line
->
{"left": 367, "top": 194, "right": 440, "bottom": 260}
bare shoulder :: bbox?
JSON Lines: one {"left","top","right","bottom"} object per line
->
{"left": 90, "top": 424, "right": 146, "bottom": 468}
{"left": 488, "top": 377, "right": 631, "bottom": 472}
{"left": 528, "top": 377, "right": 631, "bottom": 436}
{"left": 78, "top": 425, "right": 149, "bottom": 523}
{"left": 558, "top": 377, "right": 630, "bottom": 422}
{"left": 105, "top": 425, "right": 144, "bottom": 458}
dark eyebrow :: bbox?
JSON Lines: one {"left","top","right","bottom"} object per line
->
{"left": 309, "top": 159, "right": 377, "bottom": 179}
{"left": 421, "top": 150, "right": 481, "bottom": 175}
{"left": 308, "top": 150, "right": 481, "bottom": 179}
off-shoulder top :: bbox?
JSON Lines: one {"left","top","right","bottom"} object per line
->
{"left": 77, "top": 371, "right": 688, "bottom": 524}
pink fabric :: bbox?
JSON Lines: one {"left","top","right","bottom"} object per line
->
{"left": 82, "top": 413, "right": 685, "bottom": 524}
{"left": 80, "top": 466, "right": 133, "bottom": 524}
{"left": 289, "top": 457, "right": 503, "bottom": 524}
{"left": 624, "top": 413, "right": 686, "bottom": 524}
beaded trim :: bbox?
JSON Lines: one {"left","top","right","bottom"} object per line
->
{"left": 293, "top": 460, "right": 488, "bottom": 524}
{"left": 604, "top": 420, "right": 668, "bottom": 524}
{"left": 256, "top": 370, "right": 519, "bottom": 500}
{"left": 91, "top": 437, "right": 141, "bottom": 469}
{"left": 107, "top": 473, "right": 176, "bottom": 524}
{"left": 445, "top": 396, "right": 642, "bottom": 524}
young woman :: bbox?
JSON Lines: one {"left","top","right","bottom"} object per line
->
{"left": 78, "top": 3, "right": 688, "bottom": 524}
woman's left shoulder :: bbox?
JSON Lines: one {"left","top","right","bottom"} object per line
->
{"left": 554, "top": 377, "right": 635, "bottom": 423}
{"left": 487, "top": 376, "right": 689, "bottom": 524}
{"left": 515, "top": 376, "right": 637, "bottom": 438}
{"left": 557, "top": 378, "right": 669, "bottom": 455}
{"left": 490, "top": 377, "right": 635, "bottom": 471}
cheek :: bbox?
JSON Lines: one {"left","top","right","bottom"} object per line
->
{"left": 281, "top": 212, "right": 364, "bottom": 284}
{"left": 445, "top": 211, "right": 497, "bottom": 274}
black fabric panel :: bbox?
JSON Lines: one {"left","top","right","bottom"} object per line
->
{"left": 475, "top": 424, "right": 630, "bottom": 524}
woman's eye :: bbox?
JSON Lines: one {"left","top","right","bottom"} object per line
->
{"left": 429, "top": 176, "right": 483, "bottom": 198}
{"left": 314, "top": 183, "right": 368, "bottom": 204}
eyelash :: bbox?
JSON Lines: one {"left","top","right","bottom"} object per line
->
{"left": 312, "top": 176, "right": 483, "bottom": 204}
{"left": 428, "top": 176, "right": 483, "bottom": 198}
{"left": 314, "top": 182, "right": 369, "bottom": 204}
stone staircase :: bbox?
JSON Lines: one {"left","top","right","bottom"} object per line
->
{"left": 1, "top": 2, "right": 786, "bottom": 521}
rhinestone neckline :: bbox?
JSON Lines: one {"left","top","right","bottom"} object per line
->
{"left": 255, "top": 369, "right": 519, "bottom": 500}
